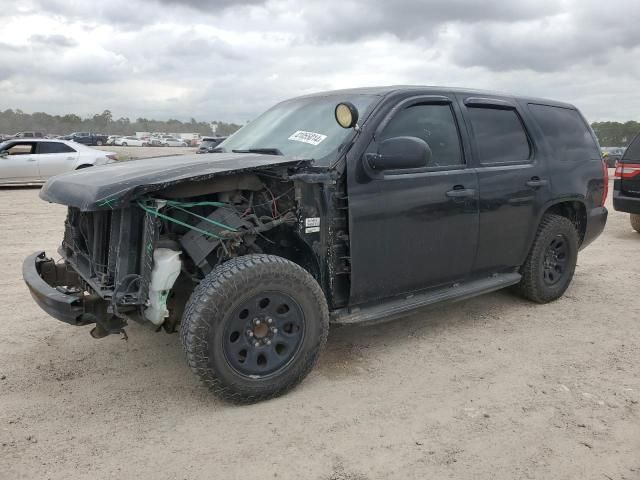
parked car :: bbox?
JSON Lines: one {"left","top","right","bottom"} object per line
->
{"left": 14, "top": 131, "right": 44, "bottom": 139}
{"left": 146, "top": 137, "right": 163, "bottom": 147}
{"left": 64, "top": 132, "right": 108, "bottom": 146}
{"left": 0, "top": 138, "right": 116, "bottom": 185}
{"left": 613, "top": 132, "right": 640, "bottom": 232}
{"left": 197, "top": 136, "right": 227, "bottom": 153}
{"left": 161, "top": 136, "right": 187, "bottom": 147}
{"left": 106, "top": 135, "right": 121, "bottom": 145}
{"left": 115, "top": 136, "right": 147, "bottom": 147}
{"left": 602, "top": 147, "right": 625, "bottom": 168}
{"left": 23, "top": 86, "right": 607, "bottom": 403}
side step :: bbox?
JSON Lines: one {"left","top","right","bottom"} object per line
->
{"left": 332, "top": 272, "right": 522, "bottom": 326}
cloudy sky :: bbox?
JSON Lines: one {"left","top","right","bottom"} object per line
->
{"left": 1, "top": 0, "right": 639, "bottom": 123}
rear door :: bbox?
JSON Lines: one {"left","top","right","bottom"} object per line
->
{"left": 0, "top": 141, "right": 39, "bottom": 182}
{"left": 36, "top": 141, "right": 80, "bottom": 179}
{"left": 457, "top": 96, "right": 550, "bottom": 273}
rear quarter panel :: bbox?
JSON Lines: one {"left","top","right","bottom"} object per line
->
{"left": 517, "top": 100, "right": 606, "bottom": 249}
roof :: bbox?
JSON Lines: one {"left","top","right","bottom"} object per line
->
{"left": 292, "top": 85, "right": 575, "bottom": 109}
{"left": 1, "top": 137, "right": 102, "bottom": 150}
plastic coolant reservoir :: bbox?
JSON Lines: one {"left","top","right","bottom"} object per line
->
{"left": 144, "top": 248, "right": 182, "bottom": 326}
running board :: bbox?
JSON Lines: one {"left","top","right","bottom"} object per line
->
{"left": 332, "top": 272, "right": 522, "bottom": 326}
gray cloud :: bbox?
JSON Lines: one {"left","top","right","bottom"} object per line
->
{"left": 294, "top": 0, "right": 561, "bottom": 42}
{"left": 29, "top": 34, "right": 77, "bottom": 48}
{"left": 1, "top": 0, "right": 639, "bottom": 123}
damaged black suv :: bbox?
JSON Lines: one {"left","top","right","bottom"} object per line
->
{"left": 24, "top": 87, "right": 608, "bottom": 402}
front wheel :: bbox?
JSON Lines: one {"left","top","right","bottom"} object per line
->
{"left": 513, "top": 214, "right": 579, "bottom": 303}
{"left": 121, "top": 142, "right": 127, "bottom": 146}
{"left": 180, "top": 254, "right": 329, "bottom": 403}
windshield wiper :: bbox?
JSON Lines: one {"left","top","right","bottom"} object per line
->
{"left": 232, "top": 148, "right": 283, "bottom": 156}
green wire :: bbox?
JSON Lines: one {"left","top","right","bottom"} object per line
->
{"left": 167, "top": 204, "right": 238, "bottom": 232}
{"left": 136, "top": 201, "right": 225, "bottom": 240}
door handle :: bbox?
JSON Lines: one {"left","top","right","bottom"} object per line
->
{"left": 26, "top": 158, "right": 37, "bottom": 162}
{"left": 66, "top": 157, "right": 75, "bottom": 160}
{"left": 526, "top": 177, "right": 549, "bottom": 188}
{"left": 445, "top": 186, "right": 476, "bottom": 198}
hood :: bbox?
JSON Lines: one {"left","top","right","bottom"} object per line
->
{"left": 40, "top": 153, "right": 306, "bottom": 211}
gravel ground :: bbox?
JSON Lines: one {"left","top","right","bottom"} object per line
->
{"left": 1, "top": 179, "right": 639, "bottom": 480}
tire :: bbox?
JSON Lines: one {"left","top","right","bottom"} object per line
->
{"left": 96, "top": 140, "right": 103, "bottom": 146}
{"left": 513, "top": 214, "right": 579, "bottom": 304}
{"left": 121, "top": 142, "right": 127, "bottom": 146}
{"left": 631, "top": 214, "right": 640, "bottom": 233}
{"left": 180, "top": 254, "right": 329, "bottom": 403}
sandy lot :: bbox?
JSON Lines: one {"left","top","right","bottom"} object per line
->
{"left": 1, "top": 181, "right": 639, "bottom": 480}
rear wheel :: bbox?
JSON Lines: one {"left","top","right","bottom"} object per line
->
{"left": 631, "top": 214, "right": 640, "bottom": 233}
{"left": 514, "top": 214, "right": 579, "bottom": 303}
{"left": 180, "top": 254, "right": 329, "bottom": 403}
{"left": 121, "top": 142, "right": 128, "bottom": 146}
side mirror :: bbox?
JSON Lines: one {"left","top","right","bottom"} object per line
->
{"left": 366, "top": 136, "right": 431, "bottom": 171}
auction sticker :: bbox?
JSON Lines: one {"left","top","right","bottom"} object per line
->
{"left": 288, "top": 130, "right": 327, "bottom": 146}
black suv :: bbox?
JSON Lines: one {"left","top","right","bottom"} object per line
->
{"left": 613, "top": 132, "right": 640, "bottom": 232}
{"left": 23, "top": 86, "right": 607, "bottom": 403}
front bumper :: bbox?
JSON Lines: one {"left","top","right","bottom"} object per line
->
{"left": 23, "top": 251, "right": 101, "bottom": 326}
{"left": 613, "top": 190, "right": 640, "bottom": 214}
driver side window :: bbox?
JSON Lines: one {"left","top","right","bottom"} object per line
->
{"left": 5, "top": 143, "right": 35, "bottom": 155}
{"left": 379, "top": 104, "right": 463, "bottom": 167}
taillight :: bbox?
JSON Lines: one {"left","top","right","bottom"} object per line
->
{"left": 615, "top": 162, "right": 640, "bottom": 179}
{"left": 601, "top": 159, "right": 609, "bottom": 206}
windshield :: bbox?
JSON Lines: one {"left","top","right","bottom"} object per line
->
{"left": 217, "top": 94, "right": 379, "bottom": 164}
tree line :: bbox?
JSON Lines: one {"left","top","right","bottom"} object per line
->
{"left": 0, "top": 109, "right": 243, "bottom": 137}
{"left": 590, "top": 121, "right": 640, "bottom": 147}
{"left": 1, "top": 107, "right": 639, "bottom": 147}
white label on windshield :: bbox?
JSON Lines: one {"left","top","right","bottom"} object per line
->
{"left": 288, "top": 130, "right": 327, "bottom": 146}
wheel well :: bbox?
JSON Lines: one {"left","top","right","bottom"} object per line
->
{"left": 545, "top": 201, "right": 587, "bottom": 244}
{"left": 260, "top": 230, "right": 321, "bottom": 285}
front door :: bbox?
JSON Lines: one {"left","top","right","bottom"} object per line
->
{"left": 0, "top": 141, "right": 39, "bottom": 183}
{"left": 347, "top": 96, "right": 479, "bottom": 305}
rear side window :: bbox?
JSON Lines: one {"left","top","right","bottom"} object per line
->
{"left": 528, "top": 104, "right": 600, "bottom": 162}
{"left": 38, "top": 142, "right": 76, "bottom": 154}
{"left": 466, "top": 107, "right": 531, "bottom": 164}
{"left": 622, "top": 133, "right": 640, "bottom": 162}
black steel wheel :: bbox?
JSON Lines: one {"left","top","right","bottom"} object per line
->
{"left": 181, "top": 254, "right": 329, "bottom": 403}
{"left": 223, "top": 291, "right": 306, "bottom": 378}
{"left": 542, "top": 234, "right": 569, "bottom": 286}
{"left": 513, "top": 214, "right": 578, "bottom": 303}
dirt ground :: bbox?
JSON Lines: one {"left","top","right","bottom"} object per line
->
{"left": 1, "top": 178, "right": 639, "bottom": 480}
